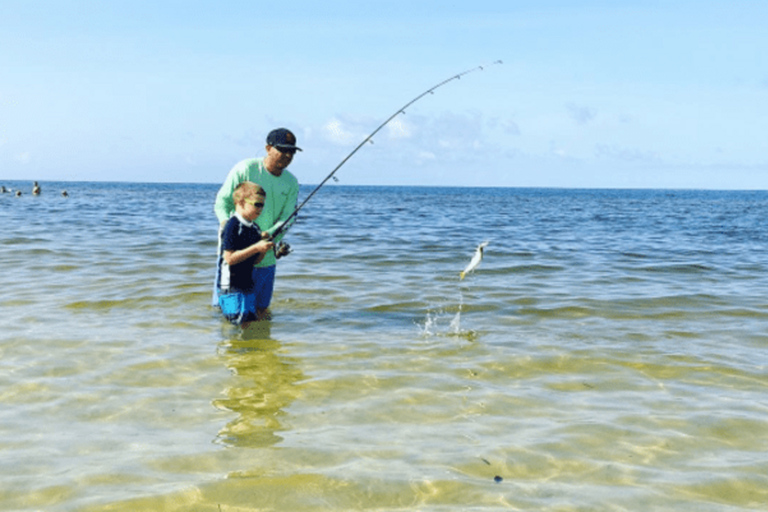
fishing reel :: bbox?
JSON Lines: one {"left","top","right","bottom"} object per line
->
{"left": 261, "top": 230, "right": 292, "bottom": 259}
{"left": 275, "top": 241, "right": 292, "bottom": 259}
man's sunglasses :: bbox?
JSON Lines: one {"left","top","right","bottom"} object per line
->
{"left": 246, "top": 199, "right": 265, "bottom": 208}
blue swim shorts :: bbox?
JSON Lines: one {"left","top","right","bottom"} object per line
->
{"left": 251, "top": 265, "right": 276, "bottom": 311}
{"left": 218, "top": 290, "right": 257, "bottom": 325}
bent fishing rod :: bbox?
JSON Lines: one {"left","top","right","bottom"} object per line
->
{"left": 269, "top": 60, "right": 502, "bottom": 241}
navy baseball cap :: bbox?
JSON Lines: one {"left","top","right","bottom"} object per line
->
{"left": 266, "top": 128, "right": 302, "bottom": 152}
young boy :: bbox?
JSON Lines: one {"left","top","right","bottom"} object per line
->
{"left": 216, "top": 182, "right": 275, "bottom": 324}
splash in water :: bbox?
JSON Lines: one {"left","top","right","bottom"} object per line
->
{"left": 448, "top": 310, "right": 462, "bottom": 334}
{"left": 419, "top": 290, "right": 475, "bottom": 340}
{"left": 448, "top": 290, "right": 464, "bottom": 333}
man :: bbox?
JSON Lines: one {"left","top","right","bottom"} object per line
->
{"left": 213, "top": 128, "right": 301, "bottom": 318}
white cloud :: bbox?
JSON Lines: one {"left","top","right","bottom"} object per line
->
{"left": 385, "top": 117, "right": 411, "bottom": 139}
{"left": 322, "top": 117, "right": 361, "bottom": 146}
{"left": 321, "top": 114, "right": 417, "bottom": 147}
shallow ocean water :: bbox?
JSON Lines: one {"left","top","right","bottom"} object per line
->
{"left": 1, "top": 181, "right": 767, "bottom": 511}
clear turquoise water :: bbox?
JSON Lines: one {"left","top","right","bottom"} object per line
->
{"left": 1, "top": 181, "right": 767, "bottom": 511}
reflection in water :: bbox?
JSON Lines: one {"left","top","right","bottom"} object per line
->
{"left": 213, "top": 322, "right": 305, "bottom": 448}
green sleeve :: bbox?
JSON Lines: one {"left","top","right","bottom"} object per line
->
{"left": 252, "top": 170, "right": 299, "bottom": 268}
{"left": 266, "top": 173, "right": 300, "bottom": 240}
{"left": 213, "top": 163, "right": 246, "bottom": 223}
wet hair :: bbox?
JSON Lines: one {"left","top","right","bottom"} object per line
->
{"left": 232, "top": 181, "right": 266, "bottom": 205}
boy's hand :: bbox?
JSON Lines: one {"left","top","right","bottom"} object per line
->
{"left": 256, "top": 240, "right": 275, "bottom": 253}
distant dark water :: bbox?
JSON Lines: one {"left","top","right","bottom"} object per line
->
{"left": 2, "top": 181, "right": 767, "bottom": 511}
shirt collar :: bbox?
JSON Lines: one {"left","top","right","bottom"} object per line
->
{"left": 234, "top": 211, "right": 253, "bottom": 227}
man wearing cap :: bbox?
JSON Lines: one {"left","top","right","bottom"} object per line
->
{"left": 213, "top": 128, "right": 301, "bottom": 318}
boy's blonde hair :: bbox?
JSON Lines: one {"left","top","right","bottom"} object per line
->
{"left": 232, "top": 181, "right": 266, "bottom": 205}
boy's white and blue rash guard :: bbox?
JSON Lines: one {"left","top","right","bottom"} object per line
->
{"left": 213, "top": 157, "right": 299, "bottom": 268}
{"left": 217, "top": 213, "right": 263, "bottom": 292}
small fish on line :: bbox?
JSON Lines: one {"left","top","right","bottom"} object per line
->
{"left": 460, "top": 241, "right": 489, "bottom": 280}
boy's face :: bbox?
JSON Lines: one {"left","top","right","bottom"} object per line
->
{"left": 237, "top": 194, "right": 265, "bottom": 222}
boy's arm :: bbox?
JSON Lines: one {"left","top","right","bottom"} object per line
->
{"left": 223, "top": 240, "right": 275, "bottom": 266}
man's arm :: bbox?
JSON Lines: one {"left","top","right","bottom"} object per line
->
{"left": 213, "top": 164, "right": 244, "bottom": 224}
{"left": 265, "top": 177, "right": 300, "bottom": 241}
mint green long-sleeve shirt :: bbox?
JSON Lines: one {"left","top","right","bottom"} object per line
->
{"left": 213, "top": 157, "right": 299, "bottom": 267}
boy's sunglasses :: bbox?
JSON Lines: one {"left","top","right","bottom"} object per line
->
{"left": 246, "top": 199, "right": 264, "bottom": 208}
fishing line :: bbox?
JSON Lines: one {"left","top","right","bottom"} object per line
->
{"left": 270, "top": 60, "right": 503, "bottom": 240}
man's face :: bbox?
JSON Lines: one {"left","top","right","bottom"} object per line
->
{"left": 264, "top": 145, "right": 295, "bottom": 175}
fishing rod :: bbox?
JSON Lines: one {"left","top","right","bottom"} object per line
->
{"left": 270, "top": 60, "right": 503, "bottom": 241}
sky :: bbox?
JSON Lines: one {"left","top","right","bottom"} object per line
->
{"left": 1, "top": 0, "right": 767, "bottom": 189}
